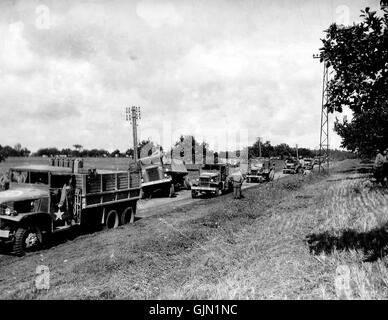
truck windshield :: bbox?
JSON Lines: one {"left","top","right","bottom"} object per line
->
{"left": 11, "top": 171, "right": 49, "bottom": 185}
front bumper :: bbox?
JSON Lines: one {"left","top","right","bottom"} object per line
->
{"left": 141, "top": 178, "right": 172, "bottom": 188}
{"left": 191, "top": 186, "right": 218, "bottom": 193}
{"left": 0, "top": 229, "right": 13, "bottom": 244}
{"left": 246, "top": 175, "right": 264, "bottom": 182}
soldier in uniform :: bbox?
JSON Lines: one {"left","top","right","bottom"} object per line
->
{"left": 0, "top": 172, "right": 10, "bottom": 190}
{"left": 374, "top": 149, "right": 385, "bottom": 185}
{"left": 58, "top": 176, "right": 75, "bottom": 225}
{"left": 382, "top": 149, "right": 388, "bottom": 187}
{"left": 231, "top": 170, "right": 244, "bottom": 199}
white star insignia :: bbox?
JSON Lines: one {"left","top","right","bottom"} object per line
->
{"left": 54, "top": 209, "right": 64, "bottom": 221}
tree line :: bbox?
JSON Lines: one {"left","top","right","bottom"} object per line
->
{"left": 0, "top": 137, "right": 356, "bottom": 164}
{"left": 0, "top": 143, "right": 31, "bottom": 162}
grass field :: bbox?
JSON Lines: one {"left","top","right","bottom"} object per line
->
{"left": 0, "top": 157, "right": 131, "bottom": 174}
{"left": 1, "top": 158, "right": 387, "bottom": 299}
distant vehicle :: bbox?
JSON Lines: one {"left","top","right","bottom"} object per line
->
{"left": 303, "top": 158, "right": 314, "bottom": 170}
{"left": 246, "top": 158, "right": 275, "bottom": 183}
{"left": 139, "top": 154, "right": 175, "bottom": 199}
{"left": 191, "top": 164, "right": 233, "bottom": 198}
{"left": 0, "top": 159, "right": 141, "bottom": 256}
{"left": 313, "top": 156, "right": 326, "bottom": 166}
{"left": 282, "top": 158, "right": 302, "bottom": 174}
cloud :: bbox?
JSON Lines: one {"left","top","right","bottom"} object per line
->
{"left": 0, "top": 0, "right": 377, "bottom": 152}
{"left": 136, "top": 0, "right": 183, "bottom": 28}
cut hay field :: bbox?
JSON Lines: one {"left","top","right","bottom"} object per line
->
{"left": 0, "top": 159, "right": 387, "bottom": 299}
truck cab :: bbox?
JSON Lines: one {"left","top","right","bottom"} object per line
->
{"left": 139, "top": 154, "right": 175, "bottom": 198}
{"left": 191, "top": 164, "right": 232, "bottom": 198}
{"left": 282, "top": 157, "right": 302, "bottom": 174}
{"left": 303, "top": 158, "right": 314, "bottom": 171}
{"left": 0, "top": 165, "right": 77, "bottom": 255}
{"left": 246, "top": 158, "right": 275, "bottom": 183}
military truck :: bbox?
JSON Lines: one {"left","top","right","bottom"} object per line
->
{"left": 282, "top": 157, "right": 302, "bottom": 174}
{"left": 246, "top": 158, "right": 275, "bottom": 183}
{"left": 303, "top": 158, "right": 314, "bottom": 171}
{"left": 139, "top": 154, "right": 175, "bottom": 199}
{"left": 191, "top": 164, "right": 233, "bottom": 198}
{"left": 163, "top": 158, "right": 190, "bottom": 190}
{"left": 0, "top": 159, "right": 141, "bottom": 256}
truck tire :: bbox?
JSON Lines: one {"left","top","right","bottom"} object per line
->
{"left": 191, "top": 190, "right": 197, "bottom": 198}
{"left": 120, "top": 207, "right": 134, "bottom": 225}
{"left": 13, "top": 227, "right": 42, "bottom": 256}
{"left": 105, "top": 210, "right": 119, "bottom": 229}
{"left": 215, "top": 188, "right": 222, "bottom": 197}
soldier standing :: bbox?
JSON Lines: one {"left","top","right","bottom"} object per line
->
{"left": 231, "top": 170, "right": 244, "bottom": 199}
{"left": 0, "top": 172, "right": 10, "bottom": 190}
{"left": 374, "top": 149, "right": 385, "bottom": 185}
{"left": 382, "top": 149, "right": 388, "bottom": 187}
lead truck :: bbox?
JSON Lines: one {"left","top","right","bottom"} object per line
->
{"left": 0, "top": 158, "right": 141, "bottom": 256}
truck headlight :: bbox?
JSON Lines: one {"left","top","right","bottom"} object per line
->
{"left": 164, "top": 173, "right": 169, "bottom": 178}
{"left": 210, "top": 179, "right": 215, "bottom": 182}
{"left": 5, "top": 208, "right": 16, "bottom": 216}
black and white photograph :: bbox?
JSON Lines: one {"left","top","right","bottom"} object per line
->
{"left": 0, "top": 0, "right": 387, "bottom": 306}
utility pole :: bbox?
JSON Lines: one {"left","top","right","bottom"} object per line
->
{"left": 258, "top": 137, "right": 262, "bottom": 158}
{"left": 313, "top": 54, "right": 330, "bottom": 173}
{"left": 126, "top": 106, "right": 141, "bottom": 162}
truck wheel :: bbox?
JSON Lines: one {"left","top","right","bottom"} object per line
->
{"left": 13, "top": 227, "right": 42, "bottom": 256}
{"left": 105, "top": 210, "right": 119, "bottom": 229}
{"left": 246, "top": 177, "right": 250, "bottom": 183}
{"left": 215, "top": 188, "right": 222, "bottom": 197}
{"left": 121, "top": 207, "right": 134, "bottom": 225}
{"left": 191, "top": 190, "right": 197, "bottom": 198}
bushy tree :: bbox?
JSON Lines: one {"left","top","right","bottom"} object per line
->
{"left": 320, "top": 4, "right": 388, "bottom": 156}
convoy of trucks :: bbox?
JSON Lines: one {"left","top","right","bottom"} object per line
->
{"left": 0, "top": 149, "right": 319, "bottom": 256}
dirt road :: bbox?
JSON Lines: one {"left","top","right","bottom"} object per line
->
{"left": 137, "top": 171, "right": 286, "bottom": 218}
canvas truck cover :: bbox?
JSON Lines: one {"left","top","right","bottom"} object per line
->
{"left": 169, "top": 159, "right": 188, "bottom": 174}
{"left": 138, "top": 154, "right": 163, "bottom": 167}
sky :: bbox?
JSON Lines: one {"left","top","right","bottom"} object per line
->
{"left": 0, "top": 0, "right": 381, "bottom": 153}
